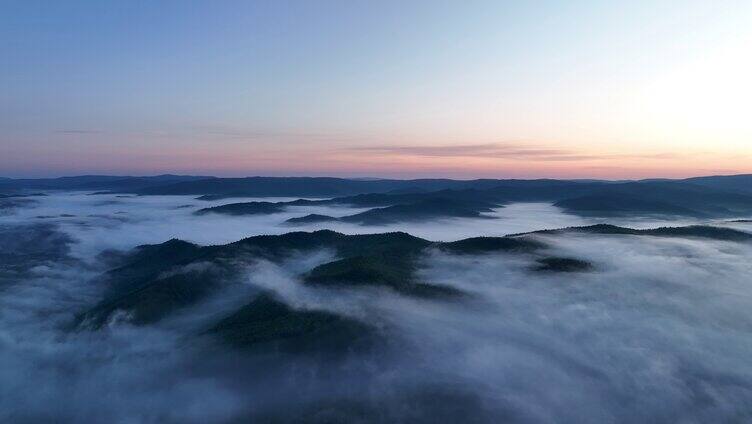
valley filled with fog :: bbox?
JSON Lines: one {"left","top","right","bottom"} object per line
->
{"left": 2, "top": 191, "right": 752, "bottom": 423}
{"left": 1, "top": 192, "right": 713, "bottom": 249}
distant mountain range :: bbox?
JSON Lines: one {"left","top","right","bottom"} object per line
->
{"left": 193, "top": 179, "right": 752, "bottom": 221}
{"left": 0, "top": 174, "right": 211, "bottom": 193}
{"left": 3, "top": 174, "right": 752, "bottom": 219}
{"left": 2, "top": 173, "right": 750, "bottom": 195}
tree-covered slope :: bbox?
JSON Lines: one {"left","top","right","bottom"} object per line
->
{"left": 74, "top": 223, "right": 750, "bottom": 353}
{"left": 206, "top": 293, "right": 375, "bottom": 354}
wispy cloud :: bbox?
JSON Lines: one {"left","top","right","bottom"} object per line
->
{"left": 352, "top": 143, "right": 567, "bottom": 158}
{"left": 349, "top": 143, "right": 680, "bottom": 162}
{"left": 54, "top": 130, "right": 102, "bottom": 134}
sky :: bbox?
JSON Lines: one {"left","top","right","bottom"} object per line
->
{"left": 1, "top": 0, "right": 751, "bottom": 179}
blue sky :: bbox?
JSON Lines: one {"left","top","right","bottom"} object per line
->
{"left": 2, "top": 0, "right": 751, "bottom": 178}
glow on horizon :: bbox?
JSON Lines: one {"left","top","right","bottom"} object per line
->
{"left": 1, "top": 1, "right": 751, "bottom": 179}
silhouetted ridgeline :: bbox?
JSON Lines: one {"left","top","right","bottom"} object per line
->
{"left": 3, "top": 173, "right": 751, "bottom": 195}
{"left": 193, "top": 201, "right": 285, "bottom": 216}
{"left": 138, "top": 177, "right": 527, "bottom": 197}
{"left": 193, "top": 179, "right": 752, "bottom": 221}
{"left": 5, "top": 174, "right": 752, "bottom": 219}
{"left": 683, "top": 174, "right": 752, "bottom": 194}
{"left": 0, "top": 174, "right": 210, "bottom": 192}
{"left": 511, "top": 224, "right": 752, "bottom": 241}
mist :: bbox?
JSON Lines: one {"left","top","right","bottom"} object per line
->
{"left": 1, "top": 192, "right": 752, "bottom": 422}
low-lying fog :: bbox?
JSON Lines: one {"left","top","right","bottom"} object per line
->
{"left": 3, "top": 192, "right": 713, "bottom": 252}
{"left": 2, "top": 192, "right": 752, "bottom": 422}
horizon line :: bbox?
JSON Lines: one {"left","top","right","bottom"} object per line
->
{"left": 2, "top": 172, "right": 751, "bottom": 182}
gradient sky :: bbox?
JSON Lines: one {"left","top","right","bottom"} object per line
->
{"left": 2, "top": 0, "right": 751, "bottom": 179}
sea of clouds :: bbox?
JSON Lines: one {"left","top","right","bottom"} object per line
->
{"left": 1, "top": 192, "right": 752, "bottom": 422}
